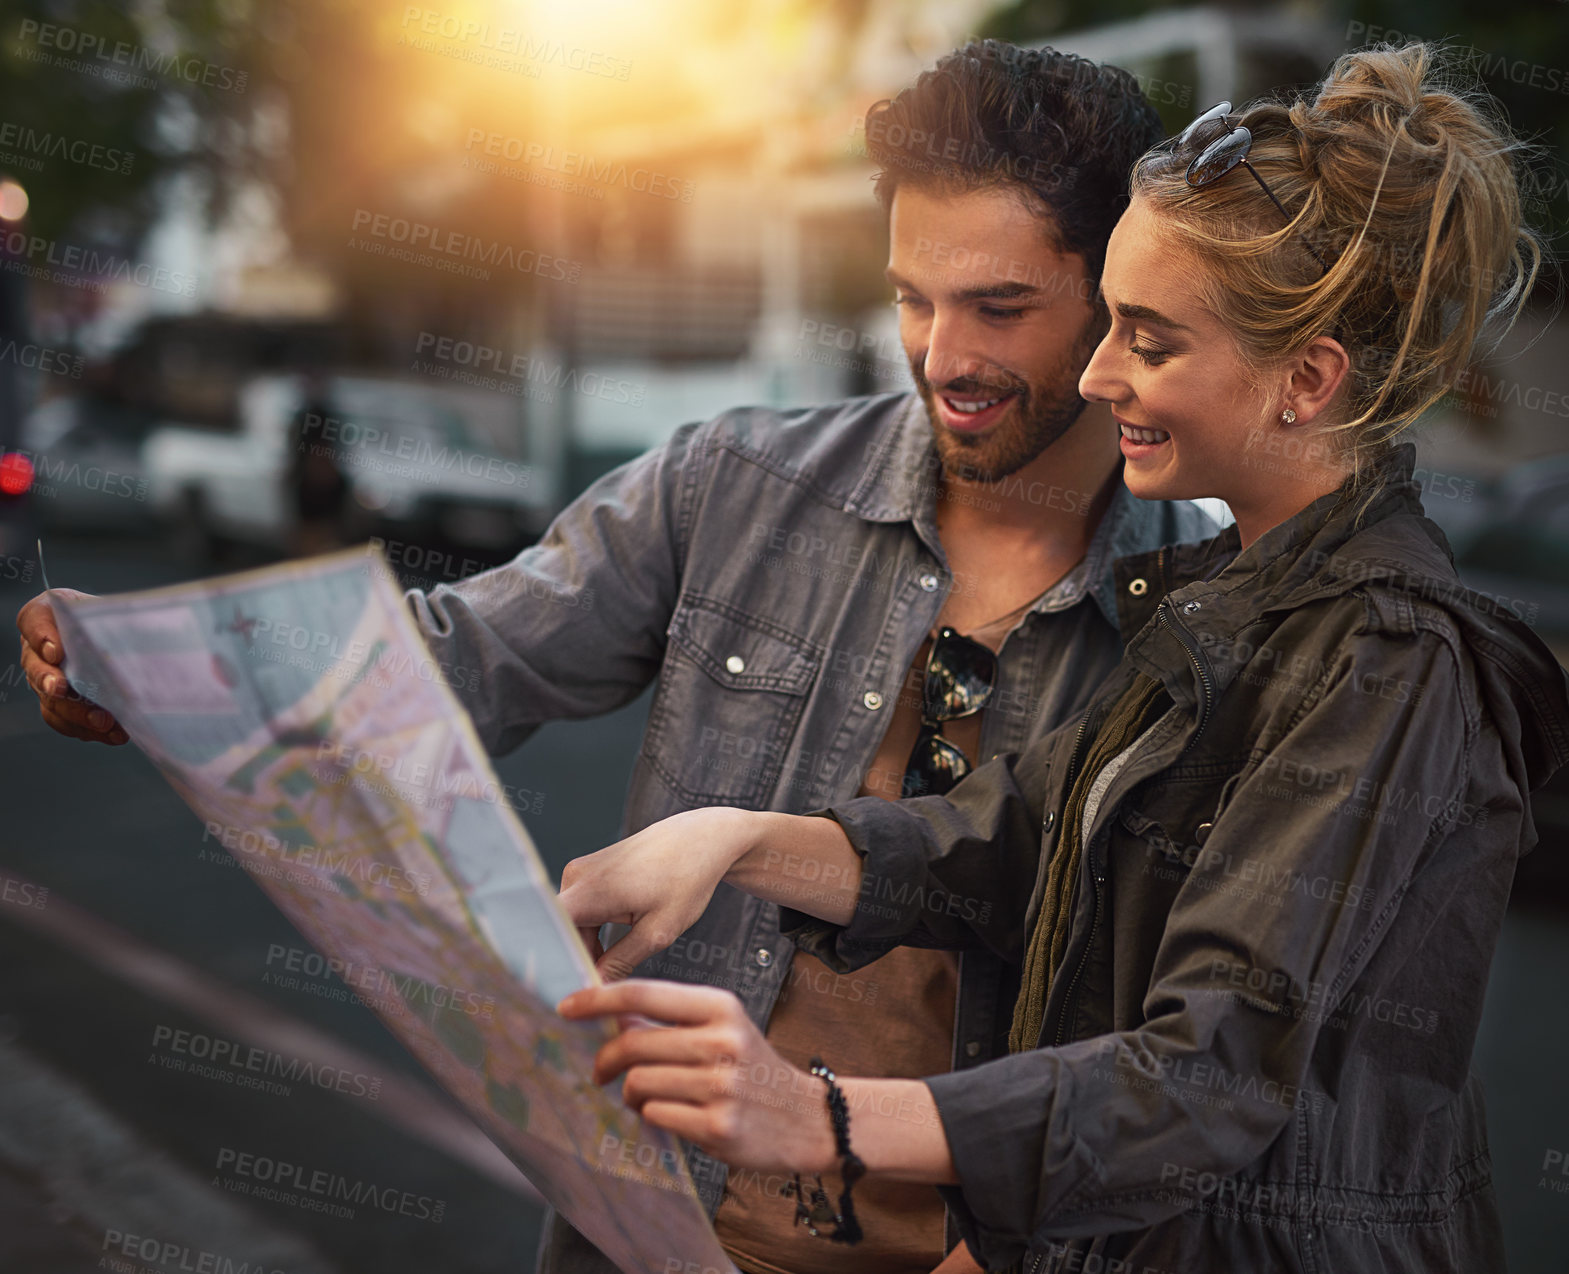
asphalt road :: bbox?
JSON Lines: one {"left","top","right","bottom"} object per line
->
{"left": 0, "top": 533, "right": 1565, "bottom": 1273}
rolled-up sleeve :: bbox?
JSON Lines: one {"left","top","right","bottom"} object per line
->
{"left": 407, "top": 421, "right": 708, "bottom": 756}
{"left": 779, "top": 732, "right": 1057, "bottom": 971}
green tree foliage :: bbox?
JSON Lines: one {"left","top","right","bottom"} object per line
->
{"left": 0, "top": 0, "right": 267, "bottom": 248}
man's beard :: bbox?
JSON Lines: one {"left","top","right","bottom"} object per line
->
{"left": 911, "top": 325, "right": 1100, "bottom": 484}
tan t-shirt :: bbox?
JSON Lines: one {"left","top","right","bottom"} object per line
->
{"left": 714, "top": 636, "right": 988, "bottom": 1274}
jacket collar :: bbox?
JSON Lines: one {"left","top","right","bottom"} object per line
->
{"left": 1117, "top": 442, "right": 1433, "bottom": 633}
{"left": 1119, "top": 443, "right": 1432, "bottom": 700}
{"left": 1116, "top": 442, "right": 1569, "bottom": 786}
{"left": 1179, "top": 442, "right": 1456, "bottom": 629}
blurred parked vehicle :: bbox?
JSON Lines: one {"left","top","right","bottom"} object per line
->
{"left": 20, "top": 394, "right": 158, "bottom": 535}
{"left": 144, "top": 373, "right": 556, "bottom": 560}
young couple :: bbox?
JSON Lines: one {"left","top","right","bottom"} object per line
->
{"left": 20, "top": 37, "right": 1569, "bottom": 1274}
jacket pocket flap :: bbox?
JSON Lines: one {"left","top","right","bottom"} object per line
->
{"left": 668, "top": 597, "right": 818, "bottom": 695}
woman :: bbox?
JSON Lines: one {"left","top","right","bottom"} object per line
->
{"left": 558, "top": 44, "right": 1569, "bottom": 1272}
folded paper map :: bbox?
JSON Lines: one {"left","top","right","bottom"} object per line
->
{"left": 51, "top": 548, "right": 738, "bottom": 1274}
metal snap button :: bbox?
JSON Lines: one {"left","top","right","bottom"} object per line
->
{"left": 725, "top": 655, "right": 746, "bottom": 674}
{"left": 964, "top": 1040, "right": 981, "bottom": 1058}
{"left": 1195, "top": 821, "right": 1213, "bottom": 845}
{"left": 754, "top": 948, "right": 773, "bottom": 967}
{"left": 919, "top": 572, "right": 940, "bottom": 592}
{"left": 1043, "top": 810, "right": 1056, "bottom": 832}
{"left": 1182, "top": 600, "right": 1202, "bottom": 614}
{"left": 863, "top": 690, "right": 883, "bottom": 710}
{"left": 1128, "top": 578, "right": 1148, "bottom": 596}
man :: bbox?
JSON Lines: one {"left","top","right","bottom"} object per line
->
{"left": 17, "top": 41, "right": 1215, "bottom": 1274}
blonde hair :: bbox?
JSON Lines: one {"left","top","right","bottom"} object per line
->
{"left": 1131, "top": 42, "right": 1544, "bottom": 491}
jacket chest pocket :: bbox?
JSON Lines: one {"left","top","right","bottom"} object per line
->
{"left": 1115, "top": 766, "right": 1247, "bottom": 883}
{"left": 642, "top": 595, "right": 820, "bottom": 809}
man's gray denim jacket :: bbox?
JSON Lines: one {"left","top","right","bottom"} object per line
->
{"left": 407, "top": 391, "right": 1215, "bottom": 1271}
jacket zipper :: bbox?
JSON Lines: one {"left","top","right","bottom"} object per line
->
{"left": 1025, "top": 1248, "right": 1046, "bottom": 1274}
{"left": 1050, "top": 704, "right": 1104, "bottom": 1048}
{"left": 1047, "top": 597, "right": 1214, "bottom": 1050}
{"left": 1156, "top": 598, "right": 1214, "bottom": 743}
{"left": 1063, "top": 706, "right": 1093, "bottom": 786}
{"left": 1051, "top": 840, "right": 1104, "bottom": 1047}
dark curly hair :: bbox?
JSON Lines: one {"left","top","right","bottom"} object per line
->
{"left": 866, "top": 39, "right": 1162, "bottom": 285}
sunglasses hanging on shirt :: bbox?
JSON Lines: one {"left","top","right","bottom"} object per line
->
{"left": 901, "top": 626, "right": 997, "bottom": 798}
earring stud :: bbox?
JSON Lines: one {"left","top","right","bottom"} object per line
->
{"left": 1281, "top": 408, "right": 1297, "bottom": 425}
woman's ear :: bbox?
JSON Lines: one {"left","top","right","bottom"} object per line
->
{"left": 1283, "top": 335, "right": 1351, "bottom": 425}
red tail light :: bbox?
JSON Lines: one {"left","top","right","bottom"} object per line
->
{"left": 0, "top": 451, "right": 34, "bottom": 496}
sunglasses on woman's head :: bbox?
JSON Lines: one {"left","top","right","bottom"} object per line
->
{"left": 902, "top": 627, "right": 997, "bottom": 799}
{"left": 1178, "top": 101, "right": 1330, "bottom": 275}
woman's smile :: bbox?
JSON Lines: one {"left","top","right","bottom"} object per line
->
{"left": 1116, "top": 417, "right": 1171, "bottom": 458}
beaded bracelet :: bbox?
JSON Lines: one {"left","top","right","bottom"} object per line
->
{"left": 780, "top": 1057, "right": 864, "bottom": 1244}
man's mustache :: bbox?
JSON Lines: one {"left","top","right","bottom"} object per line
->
{"left": 912, "top": 364, "right": 1028, "bottom": 400}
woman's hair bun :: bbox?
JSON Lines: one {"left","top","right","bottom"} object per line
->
{"left": 1131, "top": 41, "right": 1544, "bottom": 475}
